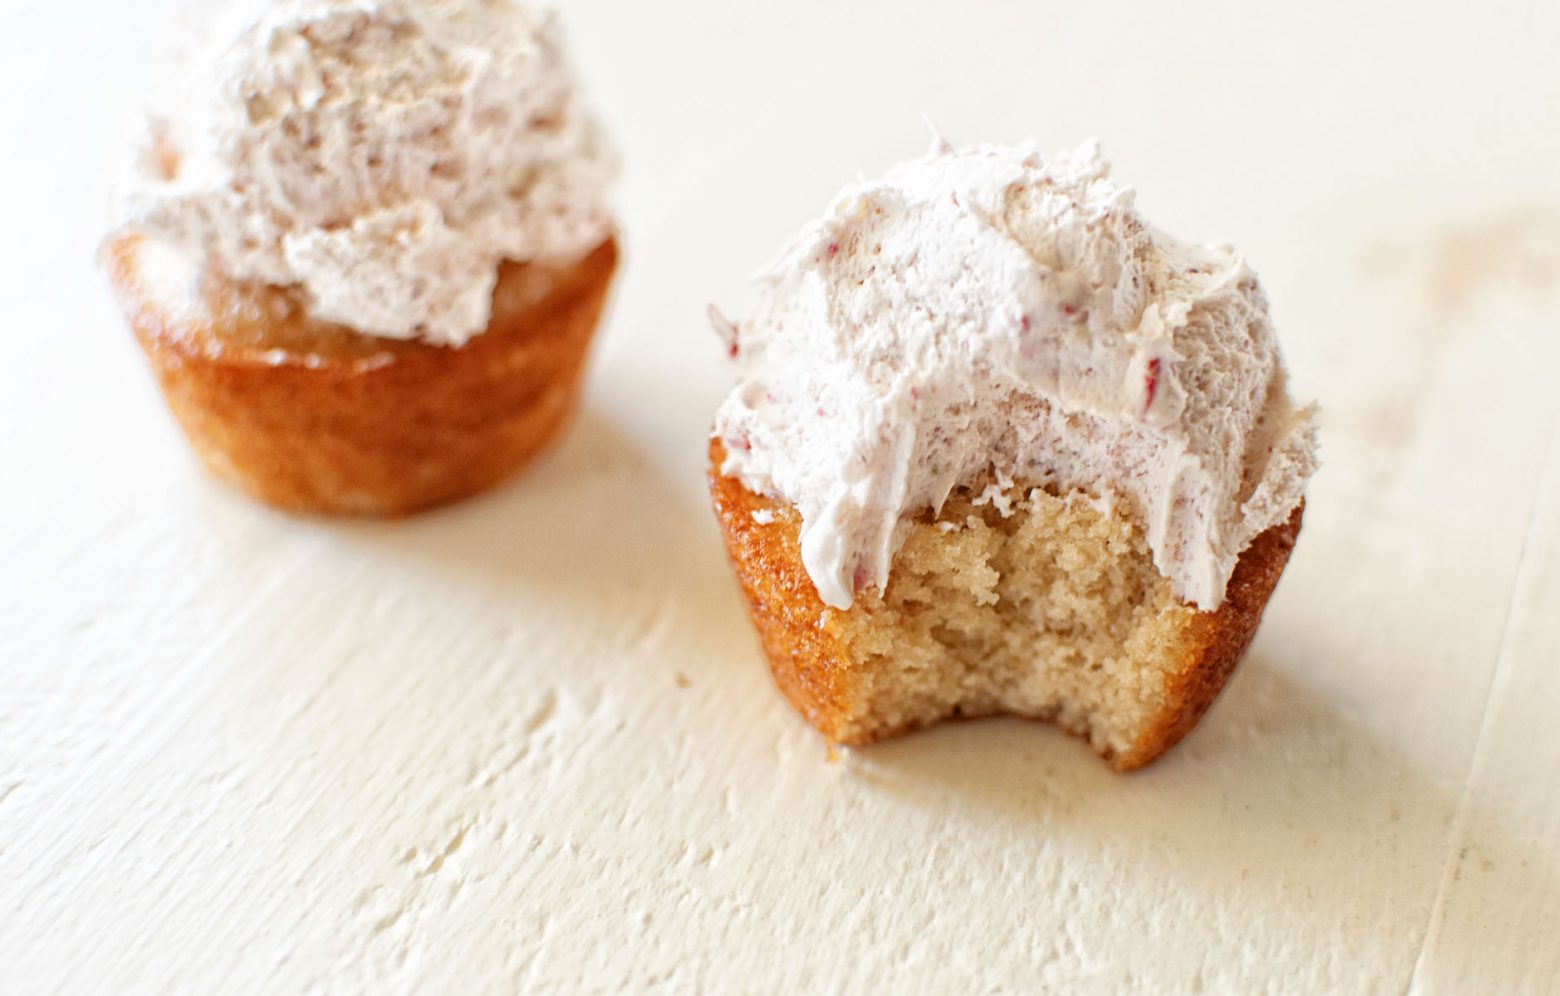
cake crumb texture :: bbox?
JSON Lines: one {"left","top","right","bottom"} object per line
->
{"left": 710, "top": 440, "right": 1302, "bottom": 770}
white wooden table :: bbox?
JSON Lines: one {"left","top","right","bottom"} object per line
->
{"left": 3, "top": 0, "right": 1558, "bottom": 991}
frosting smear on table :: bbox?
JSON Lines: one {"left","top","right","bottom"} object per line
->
{"left": 712, "top": 139, "right": 1318, "bottom": 611}
{"left": 117, "top": 0, "right": 614, "bottom": 346}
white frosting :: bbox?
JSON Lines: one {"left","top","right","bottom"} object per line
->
{"left": 117, "top": 0, "right": 614, "bottom": 345}
{"left": 712, "top": 139, "right": 1318, "bottom": 612}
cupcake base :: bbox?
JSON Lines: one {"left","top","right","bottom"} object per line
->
{"left": 709, "top": 440, "right": 1303, "bottom": 771}
{"left": 106, "top": 236, "right": 618, "bottom": 516}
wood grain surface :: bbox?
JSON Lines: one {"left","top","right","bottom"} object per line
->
{"left": 2, "top": 0, "right": 1557, "bottom": 991}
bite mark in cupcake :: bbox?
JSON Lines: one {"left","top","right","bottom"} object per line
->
{"left": 708, "top": 137, "right": 1317, "bottom": 767}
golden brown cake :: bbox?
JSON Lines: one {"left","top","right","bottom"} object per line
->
{"left": 107, "top": 235, "right": 617, "bottom": 516}
{"left": 105, "top": 0, "right": 618, "bottom": 515}
{"left": 711, "top": 441, "right": 1302, "bottom": 771}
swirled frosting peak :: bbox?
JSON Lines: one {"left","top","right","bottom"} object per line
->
{"left": 712, "top": 139, "right": 1317, "bottom": 611}
{"left": 117, "top": 0, "right": 614, "bottom": 345}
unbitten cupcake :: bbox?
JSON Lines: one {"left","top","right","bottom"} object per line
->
{"left": 105, "top": 0, "right": 618, "bottom": 515}
{"left": 708, "top": 138, "right": 1318, "bottom": 770}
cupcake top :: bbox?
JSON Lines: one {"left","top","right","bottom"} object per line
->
{"left": 712, "top": 138, "right": 1318, "bottom": 612}
{"left": 115, "top": 0, "right": 615, "bottom": 346}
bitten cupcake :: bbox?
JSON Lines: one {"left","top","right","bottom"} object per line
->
{"left": 709, "top": 138, "right": 1318, "bottom": 770}
{"left": 104, "top": 0, "right": 618, "bottom": 515}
